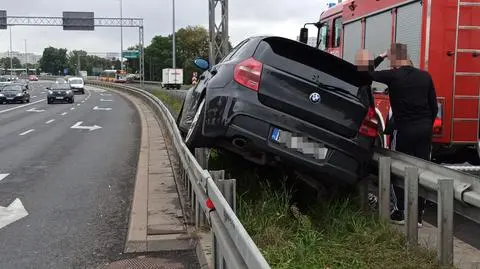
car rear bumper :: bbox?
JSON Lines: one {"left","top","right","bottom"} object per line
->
{"left": 203, "top": 84, "right": 374, "bottom": 185}
{"left": 48, "top": 96, "right": 73, "bottom": 102}
{"left": 0, "top": 96, "right": 25, "bottom": 102}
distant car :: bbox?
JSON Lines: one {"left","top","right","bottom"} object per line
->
{"left": 28, "top": 75, "right": 38, "bottom": 81}
{"left": 177, "top": 36, "right": 378, "bottom": 186}
{"left": 67, "top": 77, "right": 85, "bottom": 94}
{"left": 47, "top": 83, "right": 74, "bottom": 104}
{"left": 0, "top": 84, "right": 30, "bottom": 104}
{"left": 55, "top": 78, "right": 66, "bottom": 84}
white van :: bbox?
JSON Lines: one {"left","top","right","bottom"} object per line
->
{"left": 67, "top": 77, "right": 85, "bottom": 94}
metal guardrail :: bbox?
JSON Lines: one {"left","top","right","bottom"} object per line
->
{"left": 87, "top": 80, "right": 271, "bottom": 269}
{"left": 372, "top": 147, "right": 480, "bottom": 225}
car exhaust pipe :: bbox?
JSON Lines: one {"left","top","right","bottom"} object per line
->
{"left": 232, "top": 137, "right": 247, "bottom": 149}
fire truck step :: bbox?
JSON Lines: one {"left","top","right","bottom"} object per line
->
{"left": 459, "top": 26, "right": 480, "bottom": 30}
{"left": 455, "top": 72, "right": 480, "bottom": 77}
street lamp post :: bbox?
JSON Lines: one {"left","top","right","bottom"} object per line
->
{"left": 9, "top": 27, "right": 13, "bottom": 76}
{"left": 120, "top": 0, "right": 124, "bottom": 71}
{"left": 172, "top": 0, "right": 176, "bottom": 69}
{"left": 24, "top": 39, "right": 28, "bottom": 73}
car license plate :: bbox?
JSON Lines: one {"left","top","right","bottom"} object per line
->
{"left": 6, "top": 97, "right": 13, "bottom": 100}
{"left": 270, "top": 127, "right": 328, "bottom": 160}
{"left": 56, "top": 97, "right": 64, "bottom": 99}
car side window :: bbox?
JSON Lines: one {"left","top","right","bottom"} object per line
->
{"left": 229, "top": 39, "right": 260, "bottom": 61}
{"left": 218, "top": 39, "right": 249, "bottom": 63}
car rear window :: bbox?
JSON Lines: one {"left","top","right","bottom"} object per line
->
{"left": 260, "top": 37, "right": 371, "bottom": 89}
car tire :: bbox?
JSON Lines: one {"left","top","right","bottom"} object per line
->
{"left": 185, "top": 98, "right": 206, "bottom": 149}
{"left": 47, "top": 99, "right": 52, "bottom": 104}
{"left": 27, "top": 98, "right": 30, "bottom": 103}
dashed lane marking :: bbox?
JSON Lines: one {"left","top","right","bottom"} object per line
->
{"left": 61, "top": 112, "right": 68, "bottom": 116}
{"left": 19, "top": 129, "right": 35, "bottom": 136}
{"left": 45, "top": 119, "right": 55, "bottom": 124}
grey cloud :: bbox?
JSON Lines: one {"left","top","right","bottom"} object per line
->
{"left": 0, "top": 0, "right": 327, "bottom": 55}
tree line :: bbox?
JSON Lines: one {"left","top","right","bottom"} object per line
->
{"left": 36, "top": 25, "right": 231, "bottom": 83}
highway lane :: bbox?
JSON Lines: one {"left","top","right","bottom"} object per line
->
{"left": 0, "top": 82, "right": 140, "bottom": 268}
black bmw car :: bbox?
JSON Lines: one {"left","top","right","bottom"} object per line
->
{"left": 47, "top": 84, "right": 74, "bottom": 104}
{"left": 0, "top": 84, "right": 30, "bottom": 104}
{"left": 176, "top": 36, "right": 379, "bottom": 185}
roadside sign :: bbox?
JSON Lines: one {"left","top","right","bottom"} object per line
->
{"left": 63, "top": 11, "right": 94, "bottom": 31}
{"left": 64, "top": 68, "right": 69, "bottom": 75}
{"left": 122, "top": 50, "right": 140, "bottom": 59}
{"left": 0, "top": 10, "right": 6, "bottom": 30}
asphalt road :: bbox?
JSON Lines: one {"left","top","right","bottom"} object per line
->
{"left": 0, "top": 81, "right": 140, "bottom": 268}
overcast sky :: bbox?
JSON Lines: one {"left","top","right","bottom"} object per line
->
{"left": 0, "top": 0, "right": 329, "bottom": 55}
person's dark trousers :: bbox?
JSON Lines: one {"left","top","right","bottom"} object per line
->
{"left": 393, "top": 119, "right": 433, "bottom": 217}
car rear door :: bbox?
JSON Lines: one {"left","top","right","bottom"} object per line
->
{"left": 253, "top": 37, "right": 373, "bottom": 139}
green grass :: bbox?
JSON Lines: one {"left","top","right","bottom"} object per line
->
{"left": 153, "top": 94, "right": 453, "bottom": 269}
{"left": 152, "top": 90, "right": 183, "bottom": 113}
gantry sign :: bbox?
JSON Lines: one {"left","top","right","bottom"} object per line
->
{"left": 0, "top": 10, "right": 145, "bottom": 87}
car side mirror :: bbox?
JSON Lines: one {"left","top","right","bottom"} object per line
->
{"left": 299, "top": 27, "right": 309, "bottom": 44}
{"left": 46, "top": 87, "right": 50, "bottom": 90}
{"left": 193, "top": 58, "right": 210, "bottom": 70}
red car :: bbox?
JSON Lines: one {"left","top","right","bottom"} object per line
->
{"left": 28, "top": 75, "right": 38, "bottom": 81}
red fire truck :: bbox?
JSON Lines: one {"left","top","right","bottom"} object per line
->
{"left": 300, "top": 0, "right": 480, "bottom": 164}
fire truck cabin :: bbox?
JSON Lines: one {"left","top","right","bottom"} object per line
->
{"left": 305, "top": 0, "right": 480, "bottom": 164}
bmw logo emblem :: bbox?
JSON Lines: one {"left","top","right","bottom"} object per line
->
{"left": 309, "top": 92, "right": 321, "bottom": 103}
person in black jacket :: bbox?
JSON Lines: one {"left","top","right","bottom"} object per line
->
{"left": 370, "top": 43, "right": 438, "bottom": 227}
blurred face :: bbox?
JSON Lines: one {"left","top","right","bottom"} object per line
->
{"left": 355, "top": 50, "right": 373, "bottom": 71}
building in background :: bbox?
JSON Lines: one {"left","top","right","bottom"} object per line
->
{"left": 0, "top": 51, "right": 42, "bottom": 65}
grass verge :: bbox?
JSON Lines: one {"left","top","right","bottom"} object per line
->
{"left": 153, "top": 92, "right": 453, "bottom": 269}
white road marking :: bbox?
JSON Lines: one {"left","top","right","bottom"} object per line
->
{"left": 26, "top": 107, "right": 44, "bottom": 113}
{"left": 70, "top": 107, "right": 75, "bottom": 110}
{"left": 0, "top": 99, "right": 45, "bottom": 114}
{"left": 32, "top": 96, "right": 37, "bottom": 98}
{"left": 100, "top": 93, "right": 112, "bottom": 96}
{"left": 70, "top": 121, "right": 102, "bottom": 131}
{"left": 100, "top": 99, "right": 113, "bottom": 102}
{"left": 93, "top": 106, "right": 112, "bottom": 111}
{"left": 0, "top": 174, "right": 9, "bottom": 182}
{"left": 45, "top": 119, "right": 55, "bottom": 124}
{"left": 77, "top": 104, "right": 80, "bottom": 106}
{"left": 81, "top": 101, "right": 85, "bottom": 103}
{"left": 61, "top": 112, "right": 68, "bottom": 116}
{"left": 0, "top": 198, "right": 29, "bottom": 230}
{"left": 19, "top": 129, "right": 35, "bottom": 136}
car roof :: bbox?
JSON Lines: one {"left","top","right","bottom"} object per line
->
{"left": 68, "top": 77, "right": 83, "bottom": 80}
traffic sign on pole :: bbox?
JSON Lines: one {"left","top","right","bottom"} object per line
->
{"left": 122, "top": 50, "right": 140, "bottom": 59}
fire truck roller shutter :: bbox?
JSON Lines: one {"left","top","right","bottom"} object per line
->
{"left": 395, "top": 1, "right": 422, "bottom": 68}
{"left": 365, "top": 10, "right": 391, "bottom": 93}
{"left": 365, "top": 11, "right": 392, "bottom": 71}
{"left": 342, "top": 20, "right": 362, "bottom": 64}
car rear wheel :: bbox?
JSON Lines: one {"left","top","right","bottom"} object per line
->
{"left": 185, "top": 98, "right": 205, "bottom": 149}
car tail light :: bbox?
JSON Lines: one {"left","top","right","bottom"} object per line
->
{"left": 359, "top": 106, "right": 378, "bottom": 138}
{"left": 432, "top": 101, "right": 443, "bottom": 135}
{"left": 233, "top": 57, "right": 263, "bottom": 91}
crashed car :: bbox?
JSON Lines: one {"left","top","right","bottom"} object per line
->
{"left": 176, "top": 36, "right": 378, "bottom": 185}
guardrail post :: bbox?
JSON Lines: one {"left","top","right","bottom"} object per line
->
{"left": 405, "top": 166, "right": 419, "bottom": 247}
{"left": 437, "top": 178, "right": 454, "bottom": 266}
{"left": 378, "top": 156, "right": 392, "bottom": 220}
{"left": 356, "top": 177, "right": 369, "bottom": 212}
{"left": 195, "top": 148, "right": 209, "bottom": 169}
